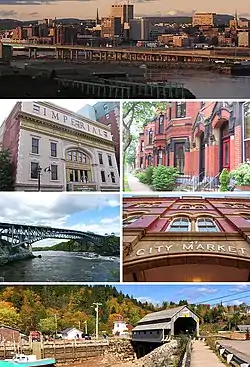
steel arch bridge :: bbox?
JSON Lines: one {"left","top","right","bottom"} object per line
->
{"left": 0, "top": 222, "right": 105, "bottom": 248}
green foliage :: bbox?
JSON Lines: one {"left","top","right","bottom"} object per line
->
{"left": 152, "top": 165, "right": 179, "bottom": 191}
{"left": 34, "top": 237, "right": 120, "bottom": 257}
{"left": 0, "top": 301, "right": 20, "bottom": 328}
{"left": 145, "top": 166, "right": 154, "bottom": 185}
{"left": 38, "top": 317, "right": 57, "bottom": 335}
{"left": 0, "top": 149, "right": 14, "bottom": 191}
{"left": 137, "top": 172, "right": 148, "bottom": 184}
{"left": 230, "top": 163, "right": 250, "bottom": 186}
{"left": 219, "top": 168, "right": 230, "bottom": 191}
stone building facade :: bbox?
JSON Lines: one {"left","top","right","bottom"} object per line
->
{"left": 123, "top": 195, "right": 250, "bottom": 282}
{"left": 0, "top": 101, "right": 120, "bottom": 191}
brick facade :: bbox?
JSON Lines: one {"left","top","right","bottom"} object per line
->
{"left": 123, "top": 196, "right": 250, "bottom": 282}
{"left": 136, "top": 102, "right": 244, "bottom": 182}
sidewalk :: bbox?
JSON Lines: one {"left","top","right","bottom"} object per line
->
{"left": 126, "top": 173, "right": 152, "bottom": 192}
{"left": 191, "top": 340, "right": 225, "bottom": 367}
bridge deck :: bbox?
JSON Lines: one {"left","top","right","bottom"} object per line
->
{"left": 190, "top": 341, "right": 225, "bottom": 367}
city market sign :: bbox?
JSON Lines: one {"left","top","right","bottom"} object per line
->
{"left": 135, "top": 240, "right": 250, "bottom": 258}
{"left": 21, "top": 102, "right": 112, "bottom": 141}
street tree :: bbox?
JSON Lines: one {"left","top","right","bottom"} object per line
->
{"left": 0, "top": 149, "right": 14, "bottom": 191}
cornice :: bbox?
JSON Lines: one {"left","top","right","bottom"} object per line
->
{"left": 19, "top": 115, "right": 116, "bottom": 152}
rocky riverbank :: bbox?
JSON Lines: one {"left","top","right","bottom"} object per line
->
{"left": 0, "top": 239, "right": 35, "bottom": 266}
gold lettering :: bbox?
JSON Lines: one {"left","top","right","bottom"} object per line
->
{"left": 183, "top": 243, "right": 194, "bottom": 250}
{"left": 196, "top": 244, "right": 205, "bottom": 250}
{"left": 207, "top": 244, "right": 215, "bottom": 251}
{"left": 239, "top": 248, "right": 247, "bottom": 255}
{"left": 155, "top": 245, "right": 164, "bottom": 253}
{"left": 217, "top": 245, "right": 226, "bottom": 252}
{"left": 136, "top": 249, "right": 145, "bottom": 256}
{"left": 165, "top": 245, "right": 172, "bottom": 252}
{"left": 228, "top": 246, "right": 237, "bottom": 253}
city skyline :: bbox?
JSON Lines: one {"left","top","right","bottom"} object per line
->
{"left": 0, "top": 0, "right": 249, "bottom": 21}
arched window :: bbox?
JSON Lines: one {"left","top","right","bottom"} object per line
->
{"left": 180, "top": 205, "right": 205, "bottom": 209}
{"left": 225, "top": 203, "right": 248, "bottom": 209}
{"left": 196, "top": 218, "right": 220, "bottom": 232}
{"left": 67, "top": 150, "right": 88, "bottom": 163}
{"left": 123, "top": 215, "right": 141, "bottom": 226}
{"left": 167, "top": 217, "right": 190, "bottom": 232}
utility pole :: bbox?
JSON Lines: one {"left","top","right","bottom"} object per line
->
{"left": 84, "top": 320, "right": 88, "bottom": 334}
{"left": 55, "top": 314, "right": 58, "bottom": 336}
{"left": 93, "top": 303, "right": 102, "bottom": 339}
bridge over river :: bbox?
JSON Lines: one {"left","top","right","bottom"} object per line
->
{"left": 0, "top": 222, "right": 105, "bottom": 250}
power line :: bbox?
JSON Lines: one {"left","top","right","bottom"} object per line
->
{"left": 209, "top": 293, "right": 250, "bottom": 306}
{"left": 197, "top": 289, "right": 250, "bottom": 305}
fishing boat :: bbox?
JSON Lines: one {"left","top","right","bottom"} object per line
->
{"left": 1, "top": 354, "right": 56, "bottom": 367}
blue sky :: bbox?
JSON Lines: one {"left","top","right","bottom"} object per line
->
{"left": 0, "top": 193, "right": 120, "bottom": 247}
{"left": 116, "top": 284, "right": 250, "bottom": 306}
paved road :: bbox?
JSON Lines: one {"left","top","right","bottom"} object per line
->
{"left": 191, "top": 341, "right": 225, "bottom": 367}
{"left": 126, "top": 173, "right": 152, "bottom": 192}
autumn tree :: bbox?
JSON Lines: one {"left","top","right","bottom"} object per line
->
{"left": 0, "top": 301, "right": 20, "bottom": 327}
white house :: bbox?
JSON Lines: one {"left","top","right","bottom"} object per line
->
{"left": 61, "top": 328, "right": 83, "bottom": 339}
{"left": 112, "top": 316, "right": 133, "bottom": 335}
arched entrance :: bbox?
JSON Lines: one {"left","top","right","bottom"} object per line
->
{"left": 199, "top": 132, "right": 205, "bottom": 181}
{"left": 220, "top": 121, "right": 230, "bottom": 171}
{"left": 65, "top": 148, "right": 94, "bottom": 190}
{"left": 174, "top": 317, "right": 197, "bottom": 335}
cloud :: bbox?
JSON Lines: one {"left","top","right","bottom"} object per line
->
{"left": 230, "top": 284, "right": 250, "bottom": 292}
{"left": 28, "top": 11, "right": 38, "bottom": 15}
{"left": 0, "top": 193, "right": 120, "bottom": 246}
{"left": 0, "top": 10, "right": 18, "bottom": 16}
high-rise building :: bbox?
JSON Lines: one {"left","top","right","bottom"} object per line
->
{"left": 93, "top": 102, "right": 120, "bottom": 171}
{"left": 111, "top": 3, "right": 134, "bottom": 24}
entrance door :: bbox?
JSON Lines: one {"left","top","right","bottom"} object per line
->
{"left": 222, "top": 137, "right": 230, "bottom": 169}
{"left": 199, "top": 133, "right": 205, "bottom": 181}
{"left": 221, "top": 121, "right": 230, "bottom": 171}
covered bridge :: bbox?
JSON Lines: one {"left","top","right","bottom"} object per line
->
{"left": 132, "top": 305, "right": 200, "bottom": 343}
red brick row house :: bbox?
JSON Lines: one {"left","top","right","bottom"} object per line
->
{"left": 136, "top": 102, "right": 247, "bottom": 186}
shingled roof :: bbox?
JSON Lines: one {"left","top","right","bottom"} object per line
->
{"left": 137, "top": 306, "right": 186, "bottom": 324}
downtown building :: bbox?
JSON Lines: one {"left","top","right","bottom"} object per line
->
{"left": 136, "top": 101, "right": 249, "bottom": 185}
{"left": 0, "top": 101, "right": 120, "bottom": 191}
{"left": 123, "top": 196, "right": 250, "bottom": 282}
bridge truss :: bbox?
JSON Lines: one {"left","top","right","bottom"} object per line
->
{"left": 0, "top": 222, "right": 105, "bottom": 248}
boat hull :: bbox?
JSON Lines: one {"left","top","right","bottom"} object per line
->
{"left": 1, "top": 359, "right": 56, "bottom": 367}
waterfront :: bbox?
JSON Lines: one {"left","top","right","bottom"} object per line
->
{"left": 0, "top": 251, "right": 120, "bottom": 282}
{"left": 166, "top": 69, "right": 250, "bottom": 98}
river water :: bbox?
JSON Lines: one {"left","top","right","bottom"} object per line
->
{"left": 0, "top": 251, "right": 120, "bottom": 282}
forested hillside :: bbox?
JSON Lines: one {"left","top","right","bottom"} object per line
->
{"left": 0, "top": 286, "right": 250, "bottom": 336}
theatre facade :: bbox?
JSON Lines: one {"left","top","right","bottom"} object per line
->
{"left": 136, "top": 101, "right": 250, "bottom": 183}
{"left": 123, "top": 196, "right": 250, "bottom": 282}
{"left": 0, "top": 101, "right": 120, "bottom": 191}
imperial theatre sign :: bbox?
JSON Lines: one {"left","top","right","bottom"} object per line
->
{"left": 135, "top": 240, "right": 249, "bottom": 257}
{"left": 21, "top": 102, "right": 111, "bottom": 140}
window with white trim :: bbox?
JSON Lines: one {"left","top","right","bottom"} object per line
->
{"left": 196, "top": 218, "right": 220, "bottom": 232}
{"left": 167, "top": 217, "right": 190, "bottom": 232}
{"left": 123, "top": 215, "right": 141, "bottom": 226}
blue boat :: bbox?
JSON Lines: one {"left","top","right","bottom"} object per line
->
{"left": 1, "top": 354, "right": 55, "bottom": 367}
